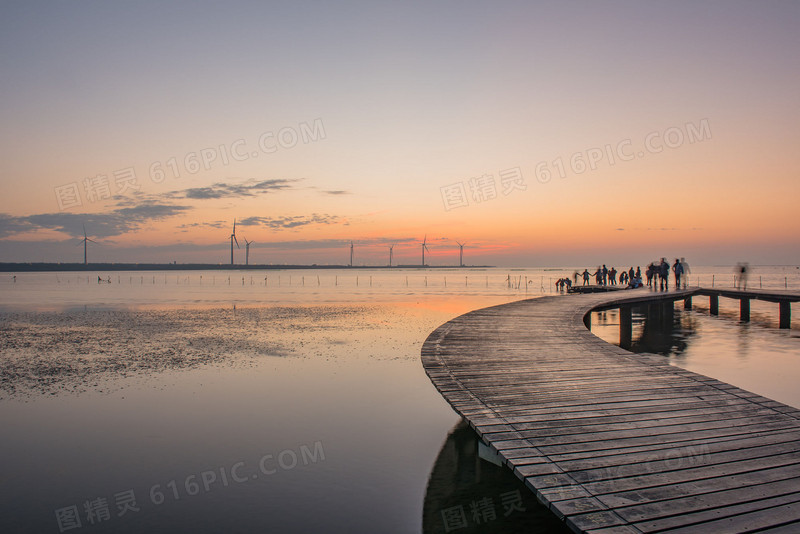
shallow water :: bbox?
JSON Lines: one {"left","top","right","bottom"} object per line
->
{"left": 1, "top": 266, "right": 798, "bottom": 532}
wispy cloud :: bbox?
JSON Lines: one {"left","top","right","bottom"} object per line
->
{"left": 167, "top": 178, "right": 299, "bottom": 200}
{"left": 0, "top": 203, "right": 190, "bottom": 239}
{"left": 238, "top": 214, "right": 343, "bottom": 230}
{"left": 321, "top": 190, "right": 350, "bottom": 196}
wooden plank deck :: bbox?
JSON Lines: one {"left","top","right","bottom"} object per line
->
{"left": 421, "top": 288, "right": 800, "bottom": 533}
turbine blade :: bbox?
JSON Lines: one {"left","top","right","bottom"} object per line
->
{"left": 234, "top": 235, "right": 240, "bottom": 248}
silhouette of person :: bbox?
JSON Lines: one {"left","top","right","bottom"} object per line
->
{"left": 582, "top": 269, "right": 590, "bottom": 286}
{"left": 672, "top": 258, "right": 683, "bottom": 289}
{"left": 736, "top": 262, "right": 749, "bottom": 290}
{"left": 659, "top": 258, "right": 670, "bottom": 291}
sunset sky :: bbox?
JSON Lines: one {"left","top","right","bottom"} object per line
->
{"left": 1, "top": 1, "right": 798, "bottom": 266}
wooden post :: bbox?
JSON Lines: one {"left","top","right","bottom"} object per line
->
{"left": 620, "top": 306, "right": 632, "bottom": 349}
{"left": 740, "top": 298, "right": 750, "bottom": 322}
{"left": 684, "top": 296, "right": 692, "bottom": 310}
{"left": 663, "top": 300, "right": 674, "bottom": 326}
{"left": 710, "top": 294, "right": 719, "bottom": 315}
{"left": 584, "top": 313, "right": 591, "bottom": 329}
{"left": 780, "top": 301, "right": 791, "bottom": 329}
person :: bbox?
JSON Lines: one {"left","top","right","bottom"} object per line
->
{"left": 602, "top": 264, "right": 608, "bottom": 286}
{"left": 680, "top": 258, "right": 691, "bottom": 289}
{"left": 645, "top": 263, "right": 654, "bottom": 287}
{"left": 672, "top": 258, "right": 684, "bottom": 289}
{"left": 609, "top": 267, "right": 617, "bottom": 286}
{"left": 619, "top": 271, "right": 627, "bottom": 285}
{"left": 659, "top": 258, "right": 670, "bottom": 291}
{"left": 572, "top": 271, "right": 579, "bottom": 286}
{"left": 593, "top": 267, "right": 603, "bottom": 285}
{"left": 736, "top": 262, "right": 749, "bottom": 290}
{"left": 582, "top": 269, "right": 590, "bottom": 286}
{"left": 628, "top": 267, "right": 635, "bottom": 284}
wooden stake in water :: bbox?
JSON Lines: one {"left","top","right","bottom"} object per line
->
{"left": 317, "top": 275, "right": 320, "bottom": 286}
{"left": 444, "top": 276, "right": 447, "bottom": 287}
{"left": 369, "top": 276, "right": 372, "bottom": 287}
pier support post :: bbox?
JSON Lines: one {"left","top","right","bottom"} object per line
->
{"left": 740, "top": 299, "right": 750, "bottom": 322}
{"left": 584, "top": 313, "right": 591, "bottom": 329}
{"left": 662, "top": 300, "right": 674, "bottom": 326}
{"left": 710, "top": 295, "right": 719, "bottom": 315}
{"left": 619, "top": 306, "right": 632, "bottom": 349}
{"left": 780, "top": 301, "right": 791, "bottom": 329}
{"left": 684, "top": 296, "right": 692, "bottom": 310}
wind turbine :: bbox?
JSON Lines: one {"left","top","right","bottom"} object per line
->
{"left": 78, "top": 225, "right": 96, "bottom": 265}
{"left": 388, "top": 244, "right": 395, "bottom": 267}
{"left": 349, "top": 241, "right": 354, "bottom": 267}
{"left": 421, "top": 235, "right": 430, "bottom": 266}
{"left": 244, "top": 237, "right": 254, "bottom": 265}
{"left": 456, "top": 241, "right": 466, "bottom": 267}
{"left": 229, "top": 219, "right": 239, "bottom": 265}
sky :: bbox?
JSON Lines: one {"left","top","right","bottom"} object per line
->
{"left": 1, "top": 1, "right": 799, "bottom": 267}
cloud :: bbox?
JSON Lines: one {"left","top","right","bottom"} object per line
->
{"left": 169, "top": 178, "right": 298, "bottom": 200}
{"left": 176, "top": 221, "right": 226, "bottom": 230}
{"left": 238, "top": 214, "right": 342, "bottom": 230}
{"left": 321, "top": 190, "right": 350, "bottom": 195}
{"left": 0, "top": 203, "right": 190, "bottom": 239}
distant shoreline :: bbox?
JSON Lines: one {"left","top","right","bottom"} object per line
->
{"left": 0, "top": 263, "right": 494, "bottom": 272}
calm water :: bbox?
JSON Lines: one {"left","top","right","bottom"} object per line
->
{"left": 0, "top": 265, "right": 798, "bottom": 533}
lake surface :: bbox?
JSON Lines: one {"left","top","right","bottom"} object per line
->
{"left": 0, "top": 265, "right": 798, "bottom": 533}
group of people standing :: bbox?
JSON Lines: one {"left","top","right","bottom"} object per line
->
{"left": 577, "top": 265, "right": 642, "bottom": 288}
{"left": 645, "top": 258, "right": 690, "bottom": 291}
{"left": 572, "top": 258, "right": 690, "bottom": 291}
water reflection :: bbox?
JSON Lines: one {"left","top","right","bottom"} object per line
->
{"left": 591, "top": 305, "right": 800, "bottom": 409}
{"left": 423, "top": 420, "right": 569, "bottom": 534}
{"left": 592, "top": 306, "right": 698, "bottom": 356}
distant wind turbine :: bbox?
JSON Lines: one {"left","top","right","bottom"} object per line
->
{"left": 349, "top": 241, "right": 354, "bottom": 267}
{"left": 244, "top": 237, "right": 254, "bottom": 266}
{"left": 78, "top": 225, "right": 97, "bottom": 265}
{"left": 421, "top": 235, "right": 430, "bottom": 266}
{"left": 388, "top": 244, "right": 395, "bottom": 267}
{"left": 456, "top": 241, "right": 466, "bottom": 267}
{"left": 229, "top": 219, "right": 239, "bottom": 265}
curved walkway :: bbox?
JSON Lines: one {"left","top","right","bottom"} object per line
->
{"left": 421, "top": 289, "right": 800, "bottom": 534}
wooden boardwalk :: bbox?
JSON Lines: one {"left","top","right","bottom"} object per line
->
{"left": 421, "top": 288, "right": 800, "bottom": 533}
